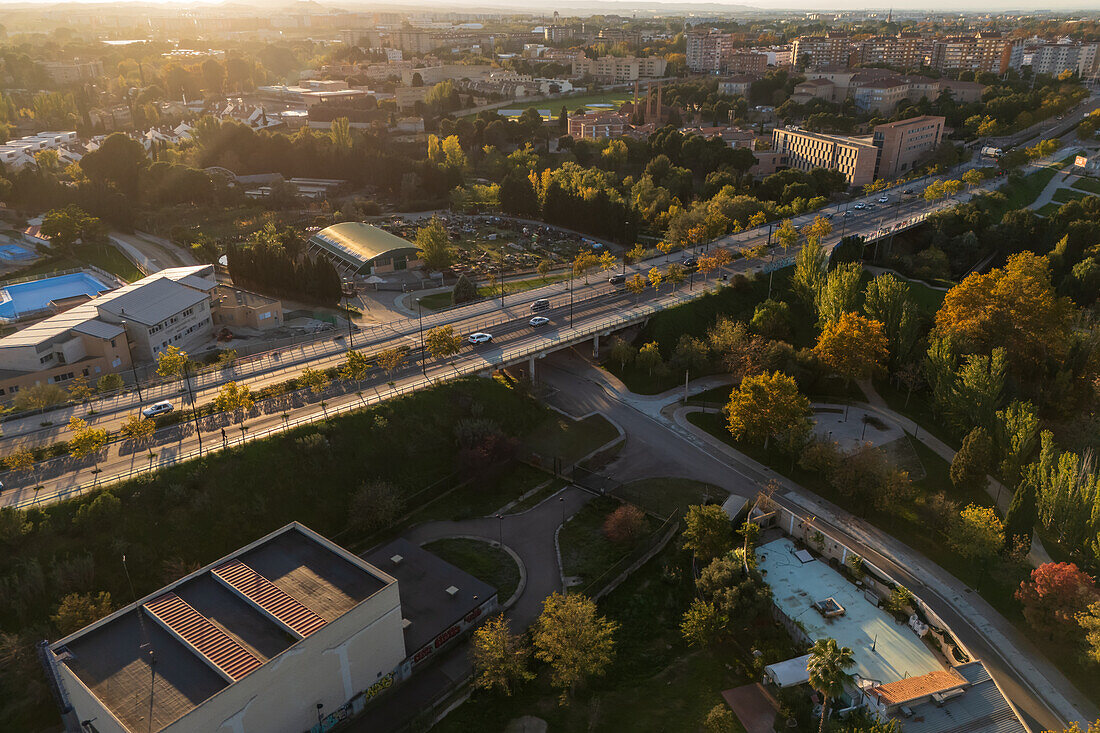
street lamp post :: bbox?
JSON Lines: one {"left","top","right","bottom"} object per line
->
{"left": 416, "top": 298, "right": 426, "bottom": 377}
{"left": 496, "top": 513, "right": 504, "bottom": 546}
{"left": 341, "top": 279, "right": 354, "bottom": 350}
{"left": 568, "top": 268, "right": 574, "bottom": 328}
{"left": 183, "top": 362, "right": 203, "bottom": 456}
{"left": 499, "top": 243, "right": 505, "bottom": 306}
{"left": 119, "top": 318, "right": 143, "bottom": 403}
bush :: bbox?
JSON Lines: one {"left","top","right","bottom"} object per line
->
{"left": 349, "top": 481, "right": 405, "bottom": 533}
{"left": 452, "top": 273, "right": 478, "bottom": 305}
{"left": 602, "top": 504, "right": 646, "bottom": 544}
{"left": 703, "top": 703, "right": 736, "bottom": 733}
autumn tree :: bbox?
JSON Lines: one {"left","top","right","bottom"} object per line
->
{"left": 68, "top": 417, "right": 109, "bottom": 477}
{"left": 636, "top": 341, "right": 663, "bottom": 376}
{"left": 932, "top": 252, "right": 1073, "bottom": 380}
{"left": 608, "top": 337, "right": 636, "bottom": 371}
{"left": 375, "top": 347, "right": 408, "bottom": 378}
{"left": 648, "top": 266, "right": 664, "bottom": 293}
{"left": 4, "top": 447, "right": 37, "bottom": 490}
{"left": 775, "top": 218, "right": 799, "bottom": 251}
{"left": 1016, "top": 562, "right": 1099, "bottom": 642}
{"left": 950, "top": 427, "right": 994, "bottom": 493}
{"left": 155, "top": 345, "right": 190, "bottom": 381}
{"left": 802, "top": 214, "right": 832, "bottom": 245}
{"left": 471, "top": 614, "right": 534, "bottom": 696}
{"left": 531, "top": 592, "right": 618, "bottom": 703}
{"left": 627, "top": 243, "right": 647, "bottom": 265}
{"left": 682, "top": 504, "right": 734, "bottom": 562}
{"left": 68, "top": 375, "right": 93, "bottom": 404}
{"left": 119, "top": 414, "right": 155, "bottom": 445}
{"left": 1003, "top": 476, "right": 1038, "bottom": 551}
{"left": 573, "top": 250, "right": 600, "bottom": 282}
{"left": 626, "top": 273, "right": 646, "bottom": 300}
{"left": 96, "top": 373, "right": 124, "bottom": 393}
{"left": 213, "top": 381, "right": 254, "bottom": 421}
{"left": 424, "top": 325, "right": 463, "bottom": 359}
{"left": 340, "top": 350, "right": 372, "bottom": 384}
{"left": 299, "top": 367, "right": 329, "bottom": 397}
{"left": 415, "top": 217, "right": 453, "bottom": 271}
{"left": 681, "top": 599, "right": 725, "bottom": 648}
{"left": 726, "top": 371, "right": 811, "bottom": 452}
{"left": 603, "top": 503, "right": 647, "bottom": 544}
{"left": 665, "top": 262, "right": 685, "bottom": 288}
{"left": 814, "top": 313, "right": 889, "bottom": 403}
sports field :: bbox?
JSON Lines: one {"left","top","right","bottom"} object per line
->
{"left": 468, "top": 89, "right": 635, "bottom": 120}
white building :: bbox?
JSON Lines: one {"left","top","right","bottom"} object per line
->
{"left": 45, "top": 524, "right": 498, "bottom": 733}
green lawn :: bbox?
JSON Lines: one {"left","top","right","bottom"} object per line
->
{"left": 0, "top": 243, "right": 143, "bottom": 284}
{"left": 406, "top": 462, "right": 555, "bottom": 526}
{"left": 419, "top": 273, "right": 570, "bottom": 311}
{"left": 1036, "top": 202, "right": 1062, "bottom": 217}
{"left": 1071, "top": 176, "right": 1100, "bottom": 194}
{"left": 1051, "top": 187, "right": 1089, "bottom": 204}
{"left": 524, "top": 413, "right": 619, "bottom": 465}
{"left": 560, "top": 495, "right": 658, "bottom": 593}
{"left": 999, "top": 166, "right": 1059, "bottom": 209}
{"left": 423, "top": 538, "right": 521, "bottom": 601}
{"left": 612, "top": 477, "right": 727, "bottom": 519}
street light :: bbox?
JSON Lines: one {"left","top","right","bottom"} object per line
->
{"left": 568, "top": 267, "right": 574, "bottom": 328}
{"left": 499, "top": 242, "right": 506, "bottom": 306}
{"left": 416, "top": 298, "right": 426, "bottom": 377}
{"left": 119, "top": 318, "right": 143, "bottom": 403}
{"left": 496, "top": 513, "right": 504, "bottom": 546}
{"left": 341, "top": 278, "right": 355, "bottom": 350}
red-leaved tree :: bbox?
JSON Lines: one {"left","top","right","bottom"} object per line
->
{"left": 1015, "top": 562, "right": 1099, "bottom": 641}
{"left": 602, "top": 504, "right": 646, "bottom": 545}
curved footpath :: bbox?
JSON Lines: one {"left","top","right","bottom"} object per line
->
{"left": 537, "top": 352, "right": 1096, "bottom": 731}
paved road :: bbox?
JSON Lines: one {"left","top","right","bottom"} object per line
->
{"left": 536, "top": 351, "right": 1095, "bottom": 732}
{"left": 0, "top": 174, "right": 972, "bottom": 452}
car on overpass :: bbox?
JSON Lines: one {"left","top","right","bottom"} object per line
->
{"left": 529, "top": 316, "right": 550, "bottom": 327}
{"left": 467, "top": 332, "right": 493, "bottom": 345}
{"left": 141, "top": 400, "right": 175, "bottom": 419}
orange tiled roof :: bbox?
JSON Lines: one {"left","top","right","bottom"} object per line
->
{"left": 869, "top": 668, "right": 967, "bottom": 705}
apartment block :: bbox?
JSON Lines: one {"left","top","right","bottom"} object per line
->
{"left": 572, "top": 55, "right": 667, "bottom": 82}
{"left": 725, "top": 51, "right": 768, "bottom": 74}
{"left": 857, "top": 32, "right": 932, "bottom": 69}
{"left": 791, "top": 33, "right": 854, "bottom": 70}
{"left": 930, "top": 31, "right": 1015, "bottom": 75}
{"left": 687, "top": 30, "right": 734, "bottom": 73}
{"left": 1026, "top": 42, "right": 1100, "bottom": 77}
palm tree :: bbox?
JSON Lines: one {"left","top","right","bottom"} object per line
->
{"left": 807, "top": 637, "right": 855, "bottom": 733}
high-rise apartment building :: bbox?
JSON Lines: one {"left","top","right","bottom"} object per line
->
{"left": 858, "top": 32, "right": 931, "bottom": 69}
{"left": 687, "top": 30, "right": 734, "bottom": 73}
{"left": 930, "top": 32, "right": 1015, "bottom": 75}
{"left": 1025, "top": 42, "right": 1099, "bottom": 77}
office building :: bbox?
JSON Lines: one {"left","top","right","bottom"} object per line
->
{"left": 872, "top": 115, "right": 945, "bottom": 178}
{"left": 568, "top": 112, "right": 628, "bottom": 140}
{"left": 771, "top": 127, "right": 879, "bottom": 186}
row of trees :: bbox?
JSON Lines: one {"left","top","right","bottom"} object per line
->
{"left": 225, "top": 224, "right": 343, "bottom": 305}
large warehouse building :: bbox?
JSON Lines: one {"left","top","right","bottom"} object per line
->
{"left": 44, "top": 524, "right": 497, "bottom": 733}
{"left": 307, "top": 223, "right": 421, "bottom": 276}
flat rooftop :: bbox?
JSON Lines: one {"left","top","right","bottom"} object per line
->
{"left": 756, "top": 537, "right": 943, "bottom": 685}
{"left": 896, "top": 661, "right": 1027, "bottom": 733}
{"left": 52, "top": 524, "right": 394, "bottom": 733}
{"left": 366, "top": 538, "right": 495, "bottom": 653}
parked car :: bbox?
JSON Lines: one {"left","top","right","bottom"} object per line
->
{"left": 530, "top": 298, "right": 550, "bottom": 312}
{"left": 608, "top": 274, "right": 626, "bottom": 286}
{"left": 529, "top": 316, "right": 550, "bottom": 327}
{"left": 141, "top": 400, "right": 174, "bottom": 419}
{"left": 878, "top": 195, "right": 889, "bottom": 203}
{"left": 467, "top": 332, "right": 493, "bottom": 345}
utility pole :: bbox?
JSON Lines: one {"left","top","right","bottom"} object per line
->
{"left": 569, "top": 268, "right": 574, "bottom": 328}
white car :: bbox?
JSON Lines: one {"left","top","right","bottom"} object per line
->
{"left": 529, "top": 316, "right": 550, "bottom": 327}
{"left": 467, "top": 332, "right": 493, "bottom": 345}
{"left": 853, "top": 202, "right": 866, "bottom": 210}
{"left": 878, "top": 195, "right": 889, "bottom": 203}
{"left": 141, "top": 400, "right": 174, "bottom": 419}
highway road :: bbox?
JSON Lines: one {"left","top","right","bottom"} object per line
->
{"left": 0, "top": 174, "right": 962, "bottom": 455}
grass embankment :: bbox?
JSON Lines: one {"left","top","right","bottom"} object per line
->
{"left": 418, "top": 273, "right": 570, "bottom": 311}
{"left": 559, "top": 495, "right": 660, "bottom": 592}
{"left": 434, "top": 538, "right": 792, "bottom": 733}
{"left": 612, "top": 477, "right": 728, "bottom": 519}
{"left": 1071, "top": 177, "right": 1100, "bottom": 194}
{"left": 423, "top": 538, "right": 521, "bottom": 601}
{"left": 0, "top": 243, "right": 144, "bottom": 284}
{"left": 999, "top": 167, "right": 1060, "bottom": 210}
{"left": 525, "top": 413, "right": 618, "bottom": 465}
{"left": 0, "top": 378, "right": 620, "bottom": 730}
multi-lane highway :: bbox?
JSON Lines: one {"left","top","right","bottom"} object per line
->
{"left": 0, "top": 173, "right": 982, "bottom": 507}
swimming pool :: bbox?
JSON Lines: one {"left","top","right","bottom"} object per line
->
{"left": 0, "top": 272, "right": 113, "bottom": 319}
{"left": 0, "top": 243, "right": 36, "bottom": 262}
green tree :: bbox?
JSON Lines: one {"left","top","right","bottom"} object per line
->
{"left": 415, "top": 217, "right": 453, "bottom": 271}
{"left": 671, "top": 334, "right": 708, "bottom": 374}
{"left": 531, "top": 592, "right": 618, "bottom": 704}
{"left": 608, "top": 337, "right": 636, "bottom": 370}
{"left": 51, "top": 592, "right": 113, "bottom": 636}
{"left": 807, "top": 638, "right": 855, "bottom": 733}
{"left": 471, "top": 614, "right": 533, "bottom": 696}
{"left": 791, "top": 236, "right": 827, "bottom": 311}
{"left": 155, "top": 345, "right": 190, "bottom": 380}
{"left": 340, "top": 350, "right": 372, "bottom": 384}
{"left": 949, "top": 504, "right": 1004, "bottom": 565}
{"left": 863, "top": 274, "right": 920, "bottom": 367}
{"left": 816, "top": 262, "right": 863, "bottom": 327}
{"left": 751, "top": 298, "right": 792, "bottom": 340}
{"left": 1003, "top": 476, "right": 1038, "bottom": 551}
{"left": 681, "top": 598, "right": 725, "bottom": 648}
{"left": 1077, "top": 602, "right": 1100, "bottom": 665}
{"left": 775, "top": 218, "right": 798, "bottom": 251}
{"left": 119, "top": 414, "right": 155, "bottom": 444}
{"left": 682, "top": 504, "right": 733, "bottom": 562}
{"left": 950, "top": 427, "right": 993, "bottom": 493}
{"left": 726, "top": 371, "right": 811, "bottom": 451}
{"left": 299, "top": 367, "right": 329, "bottom": 396}
{"left": 41, "top": 205, "right": 99, "bottom": 252}
{"left": 703, "top": 703, "right": 737, "bottom": 733}
{"left": 213, "top": 382, "right": 254, "bottom": 421}
{"left": 424, "top": 325, "right": 463, "bottom": 360}
{"left": 12, "top": 383, "right": 68, "bottom": 411}
{"left": 79, "top": 132, "right": 147, "bottom": 197}
{"left": 96, "top": 373, "right": 125, "bottom": 393}
{"left": 452, "top": 273, "right": 477, "bottom": 305}
{"left": 995, "top": 401, "right": 1039, "bottom": 488}
{"left": 68, "top": 417, "right": 109, "bottom": 478}
{"left": 375, "top": 347, "right": 408, "bottom": 379}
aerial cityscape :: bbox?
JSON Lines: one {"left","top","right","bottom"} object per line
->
{"left": 0, "top": 3, "right": 1098, "bottom": 733}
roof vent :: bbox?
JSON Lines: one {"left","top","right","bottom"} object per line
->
{"left": 390, "top": 554, "right": 403, "bottom": 566}
{"left": 445, "top": 585, "right": 460, "bottom": 597}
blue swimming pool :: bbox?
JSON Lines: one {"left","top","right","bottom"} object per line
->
{"left": 0, "top": 243, "right": 36, "bottom": 262}
{"left": 0, "top": 272, "right": 112, "bottom": 319}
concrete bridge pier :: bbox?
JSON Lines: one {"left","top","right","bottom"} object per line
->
{"left": 592, "top": 333, "right": 600, "bottom": 359}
